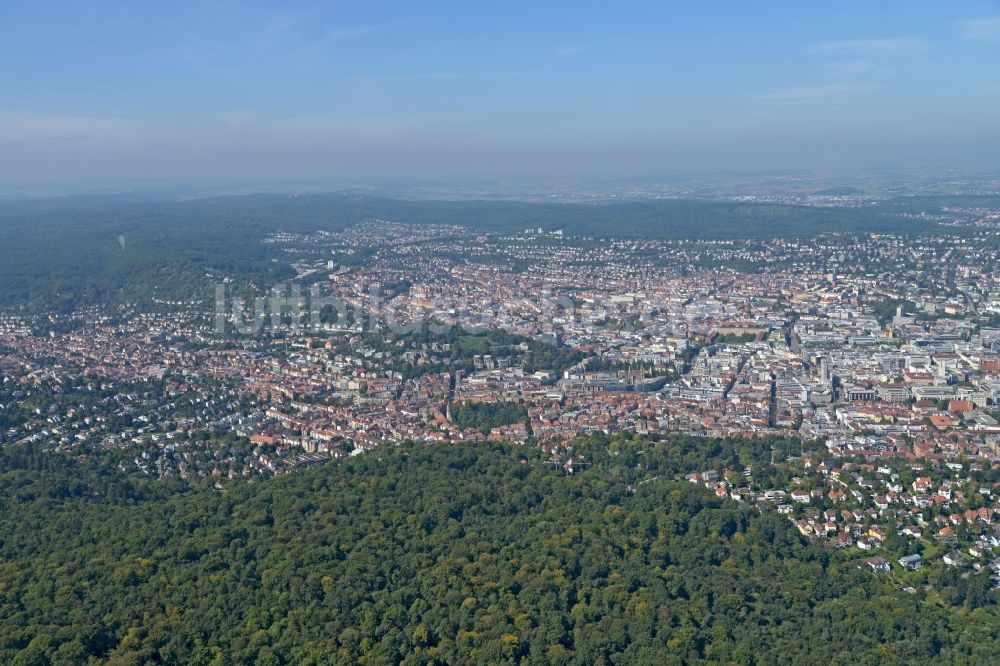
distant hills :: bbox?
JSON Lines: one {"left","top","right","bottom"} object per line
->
{"left": 812, "top": 186, "right": 864, "bottom": 196}
{"left": 0, "top": 192, "right": 984, "bottom": 311}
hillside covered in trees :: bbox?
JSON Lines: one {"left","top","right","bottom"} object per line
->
{"left": 1, "top": 437, "right": 998, "bottom": 665}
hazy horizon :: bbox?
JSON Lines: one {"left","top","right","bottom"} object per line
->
{"left": 3, "top": 1, "right": 1000, "bottom": 182}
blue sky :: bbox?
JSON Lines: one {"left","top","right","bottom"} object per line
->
{"left": 2, "top": 0, "right": 999, "bottom": 181}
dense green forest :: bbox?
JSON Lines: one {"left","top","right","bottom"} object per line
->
{"left": 1, "top": 437, "right": 998, "bottom": 665}
{"left": 450, "top": 401, "right": 528, "bottom": 434}
{"left": 342, "top": 325, "right": 581, "bottom": 382}
{"left": 0, "top": 193, "right": 944, "bottom": 311}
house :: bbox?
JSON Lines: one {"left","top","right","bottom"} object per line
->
{"left": 867, "top": 556, "right": 891, "bottom": 573}
{"left": 937, "top": 526, "right": 956, "bottom": 541}
{"left": 899, "top": 554, "right": 922, "bottom": 569}
{"left": 831, "top": 532, "right": 853, "bottom": 548}
{"left": 948, "top": 399, "right": 974, "bottom": 413}
{"left": 791, "top": 490, "right": 811, "bottom": 503}
{"left": 867, "top": 526, "right": 887, "bottom": 542}
{"left": 943, "top": 551, "right": 965, "bottom": 567}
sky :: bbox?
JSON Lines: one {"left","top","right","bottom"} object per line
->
{"left": 1, "top": 0, "right": 1000, "bottom": 183}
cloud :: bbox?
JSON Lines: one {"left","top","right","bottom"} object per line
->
{"left": 554, "top": 46, "right": 586, "bottom": 60}
{"left": 755, "top": 83, "right": 877, "bottom": 105}
{"left": 955, "top": 17, "right": 1000, "bottom": 41}
{"left": 811, "top": 37, "right": 925, "bottom": 54}
{"left": 432, "top": 37, "right": 466, "bottom": 50}
{"left": 50, "top": 132, "right": 90, "bottom": 142}
{"left": 382, "top": 70, "right": 546, "bottom": 81}
{"left": 0, "top": 112, "right": 143, "bottom": 144}
{"left": 260, "top": 12, "right": 310, "bottom": 38}
{"left": 822, "top": 61, "right": 876, "bottom": 76}
{"left": 326, "top": 23, "right": 397, "bottom": 42}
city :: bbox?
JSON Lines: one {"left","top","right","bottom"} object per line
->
{"left": 5, "top": 1, "right": 1000, "bottom": 662}
{"left": 7, "top": 211, "right": 1000, "bottom": 585}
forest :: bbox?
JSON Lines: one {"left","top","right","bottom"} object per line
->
{"left": 0, "top": 436, "right": 998, "bottom": 665}
{"left": 450, "top": 401, "right": 529, "bottom": 434}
